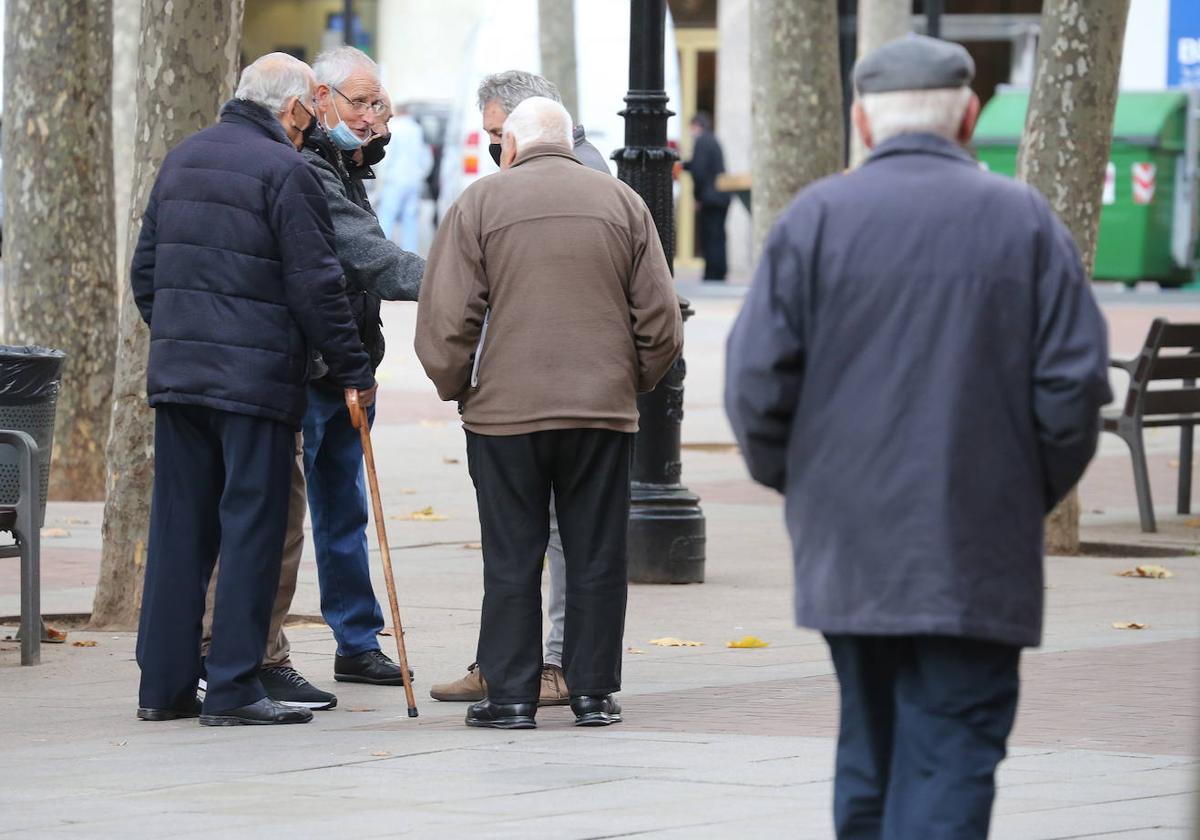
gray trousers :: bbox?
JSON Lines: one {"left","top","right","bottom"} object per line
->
{"left": 545, "top": 495, "right": 566, "bottom": 668}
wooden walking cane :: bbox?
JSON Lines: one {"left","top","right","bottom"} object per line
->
{"left": 346, "top": 389, "right": 418, "bottom": 718}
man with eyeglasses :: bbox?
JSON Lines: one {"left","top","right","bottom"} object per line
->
{"left": 291, "top": 45, "right": 425, "bottom": 693}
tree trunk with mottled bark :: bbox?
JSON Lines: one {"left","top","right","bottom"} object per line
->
{"left": 112, "top": 0, "right": 142, "bottom": 297}
{"left": 2, "top": 0, "right": 116, "bottom": 500}
{"left": 90, "top": 0, "right": 244, "bottom": 629}
{"left": 850, "top": 0, "right": 911, "bottom": 167}
{"left": 750, "top": 0, "right": 844, "bottom": 254}
{"left": 1017, "top": 0, "right": 1129, "bottom": 555}
{"left": 538, "top": 0, "right": 578, "bottom": 119}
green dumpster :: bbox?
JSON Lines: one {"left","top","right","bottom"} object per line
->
{"left": 974, "top": 91, "right": 1196, "bottom": 287}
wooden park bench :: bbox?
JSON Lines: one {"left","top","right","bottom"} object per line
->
{"left": 1102, "top": 318, "right": 1200, "bottom": 533}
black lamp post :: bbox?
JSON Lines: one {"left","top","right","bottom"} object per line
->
{"left": 613, "top": 0, "right": 706, "bottom": 584}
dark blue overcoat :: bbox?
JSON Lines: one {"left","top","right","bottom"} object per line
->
{"left": 725, "top": 133, "right": 1112, "bottom": 648}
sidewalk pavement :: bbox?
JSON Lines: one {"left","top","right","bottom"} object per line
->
{"left": 1, "top": 290, "right": 1197, "bottom": 839}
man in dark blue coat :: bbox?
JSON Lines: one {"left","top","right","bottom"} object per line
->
{"left": 725, "top": 36, "right": 1112, "bottom": 838}
{"left": 131, "top": 53, "right": 376, "bottom": 727}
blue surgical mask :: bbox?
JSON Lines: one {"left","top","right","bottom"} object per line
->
{"left": 324, "top": 97, "right": 363, "bottom": 151}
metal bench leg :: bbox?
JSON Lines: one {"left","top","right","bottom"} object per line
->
{"left": 1125, "top": 427, "right": 1157, "bottom": 533}
{"left": 1178, "top": 425, "right": 1193, "bottom": 516}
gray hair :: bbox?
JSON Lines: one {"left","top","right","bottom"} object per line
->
{"left": 859, "top": 87, "right": 973, "bottom": 145}
{"left": 502, "top": 96, "right": 573, "bottom": 151}
{"left": 235, "top": 52, "right": 313, "bottom": 115}
{"left": 477, "top": 70, "right": 561, "bottom": 114}
{"left": 312, "top": 45, "right": 379, "bottom": 88}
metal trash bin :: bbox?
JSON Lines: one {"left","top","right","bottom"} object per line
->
{"left": 0, "top": 346, "right": 65, "bottom": 528}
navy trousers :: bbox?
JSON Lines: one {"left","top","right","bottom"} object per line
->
{"left": 136, "top": 404, "right": 293, "bottom": 713}
{"left": 824, "top": 634, "right": 1021, "bottom": 840}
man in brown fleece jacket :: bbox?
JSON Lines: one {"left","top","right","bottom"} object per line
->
{"left": 415, "top": 96, "right": 682, "bottom": 730}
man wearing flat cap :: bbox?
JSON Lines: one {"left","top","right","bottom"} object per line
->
{"left": 726, "top": 35, "right": 1111, "bottom": 839}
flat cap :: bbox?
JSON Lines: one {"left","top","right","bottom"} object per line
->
{"left": 854, "top": 34, "right": 975, "bottom": 94}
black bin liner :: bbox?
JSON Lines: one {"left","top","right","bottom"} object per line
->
{"left": 0, "top": 346, "right": 66, "bottom": 526}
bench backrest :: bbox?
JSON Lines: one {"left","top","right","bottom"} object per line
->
{"left": 1121, "top": 319, "right": 1200, "bottom": 418}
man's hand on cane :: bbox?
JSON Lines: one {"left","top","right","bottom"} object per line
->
{"left": 345, "top": 384, "right": 378, "bottom": 428}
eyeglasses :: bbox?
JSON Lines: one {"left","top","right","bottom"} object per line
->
{"left": 332, "top": 86, "right": 386, "bottom": 117}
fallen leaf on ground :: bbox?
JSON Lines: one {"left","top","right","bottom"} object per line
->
{"left": 1112, "top": 621, "right": 1148, "bottom": 630}
{"left": 66, "top": 517, "right": 90, "bottom": 525}
{"left": 1117, "top": 564, "right": 1174, "bottom": 579}
{"left": 41, "top": 528, "right": 69, "bottom": 538}
{"left": 398, "top": 488, "right": 418, "bottom": 495}
{"left": 726, "top": 635, "right": 770, "bottom": 649}
{"left": 1169, "top": 459, "right": 1180, "bottom": 469}
{"left": 111, "top": 741, "right": 127, "bottom": 747}
{"left": 463, "top": 542, "right": 482, "bottom": 550}
{"left": 390, "top": 506, "right": 448, "bottom": 522}
{"left": 371, "top": 751, "right": 391, "bottom": 757}
{"left": 626, "top": 647, "right": 646, "bottom": 654}
{"left": 419, "top": 420, "right": 446, "bottom": 428}
{"left": 1186, "top": 518, "right": 1200, "bottom": 528}
{"left": 649, "top": 637, "right": 704, "bottom": 647}
{"left": 71, "top": 640, "right": 98, "bottom": 648}
{"left": 443, "top": 457, "right": 460, "bottom": 465}
{"left": 346, "top": 707, "right": 376, "bottom": 713}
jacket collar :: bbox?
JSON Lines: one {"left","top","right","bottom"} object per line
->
{"left": 304, "top": 125, "right": 354, "bottom": 181}
{"left": 219, "top": 99, "right": 293, "bottom": 148}
{"left": 864, "top": 132, "right": 976, "bottom": 167}
{"left": 511, "top": 144, "right": 582, "bottom": 169}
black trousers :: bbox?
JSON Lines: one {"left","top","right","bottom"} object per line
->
{"left": 136, "top": 404, "right": 293, "bottom": 713}
{"left": 699, "top": 203, "right": 729, "bottom": 280}
{"left": 824, "top": 634, "right": 1021, "bottom": 840}
{"left": 466, "top": 428, "right": 632, "bottom": 704}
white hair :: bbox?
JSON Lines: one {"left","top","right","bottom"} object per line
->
{"left": 859, "top": 87, "right": 972, "bottom": 145}
{"left": 312, "top": 45, "right": 379, "bottom": 88}
{"left": 235, "top": 52, "right": 313, "bottom": 115}
{"left": 502, "top": 96, "right": 573, "bottom": 151}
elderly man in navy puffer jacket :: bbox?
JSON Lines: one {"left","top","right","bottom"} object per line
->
{"left": 131, "top": 53, "right": 376, "bottom": 727}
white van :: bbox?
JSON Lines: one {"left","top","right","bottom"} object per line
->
{"left": 437, "top": 0, "right": 682, "bottom": 221}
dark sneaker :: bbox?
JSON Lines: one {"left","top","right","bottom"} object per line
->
{"left": 137, "top": 697, "right": 202, "bottom": 721}
{"left": 466, "top": 699, "right": 537, "bottom": 730}
{"left": 570, "top": 694, "right": 622, "bottom": 727}
{"left": 261, "top": 665, "right": 337, "bottom": 710}
{"left": 334, "top": 649, "right": 414, "bottom": 686}
{"left": 199, "top": 697, "right": 313, "bottom": 726}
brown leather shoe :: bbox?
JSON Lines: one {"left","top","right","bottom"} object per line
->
{"left": 538, "top": 664, "right": 570, "bottom": 706}
{"left": 430, "top": 663, "right": 486, "bottom": 702}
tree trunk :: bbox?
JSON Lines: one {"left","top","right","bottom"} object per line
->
{"left": 90, "top": 0, "right": 244, "bottom": 629}
{"left": 750, "top": 0, "right": 844, "bottom": 254}
{"left": 1017, "top": 0, "right": 1129, "bottom": 555}
{"left": 112, "top": 0, "right": 142, "bottom": 299}
{"left": 2, "top": 0, "right": 116, "bottom": 500}
{"left": 538, "top": 0, "right": 578, "bottom": 119}
{"left": 850, "top": 0, "right": 910, "bottom": 167}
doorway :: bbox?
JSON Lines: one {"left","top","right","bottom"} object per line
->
{"left": 676, "top": 28, "right": 719, "bottom": 271}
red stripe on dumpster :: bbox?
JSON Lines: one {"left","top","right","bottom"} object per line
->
{"left": 1132, "top": 162, "right": 1156, "bottom": 205}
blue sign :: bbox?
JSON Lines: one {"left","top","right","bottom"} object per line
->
{"left": 1169, "top": 0, "right": 1200, "bottom": 88}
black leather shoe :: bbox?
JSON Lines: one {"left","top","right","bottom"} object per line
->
{"left": 571, "top": 694, "right": 622, "bottom": 726}
{"left": 334, "top": 649, "right": 414, "bottom": 686}
{"left": 199, "top": 697, "right": 313, "bottom": 726}
{"left": 466, "top": 699, "right": 537, "bottom": 730}
{"left": 137, "top": 697, "right": 202, "bottom": 721}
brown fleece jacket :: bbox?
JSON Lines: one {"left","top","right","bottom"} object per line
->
{"left": 414, "top": 144, "right": 682, "bottom": 436}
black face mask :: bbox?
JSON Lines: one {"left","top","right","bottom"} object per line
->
{"left": 296, "top": 100, "right": 318, "bottom": 146}
{"left": 363, "top": 133, "right": 390, "bottom": 166}
{"left": 489, "top": 142, "right": 502, "bottom": 166}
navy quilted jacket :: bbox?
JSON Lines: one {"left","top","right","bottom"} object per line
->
{"left": 131, "top": 99, "right": 374, "bottom": 427}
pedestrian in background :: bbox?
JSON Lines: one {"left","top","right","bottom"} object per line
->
{"left": 683, "top": 112, "right": 729, "bottom": 282}
{"left": 416, "top": 97, "right": 681, "bottom": 730}
{"left": 373, "top": 102, "right": 433, "bottom": 253}
{"left": 430, "top": 69, "right": 612, "bottom": 709}
{"left": 725, "top": 35, "right": 1112, "bottom": 838}
{"left": 132, "top": 53, "right": 376, "bottom": 727}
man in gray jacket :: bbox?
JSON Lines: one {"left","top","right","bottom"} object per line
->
{"left": 430, "top": 70, "right": 611, "bottom": 708}
{"left": 298, "top": 46, "right": 424, "bottom": 692}
{"left": 725, "top": 36, "right": 1111, "bottom": 838}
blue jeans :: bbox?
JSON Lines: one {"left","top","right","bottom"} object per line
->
{"left": 302, "top": 384, "right": 384, "bottom": 657}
